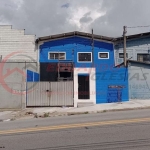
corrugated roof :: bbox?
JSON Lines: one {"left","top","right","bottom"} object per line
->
{"left": 128, "top": 60, "right": 150, "bottom": 65}
{"left": 36, "top": 31, "right": 150, "bottom": 43}
{"left": 115, "top": 32, "right": 150, "bottom": 42}
{"left": 36, "top": 31, "right": 115, "bottom": 43}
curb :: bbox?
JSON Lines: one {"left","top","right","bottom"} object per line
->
{"left": 33, "top": 106, "right": 150, "bottom": 118}
{"left": 1, "top": 106, "right": 150, "bottom": 121}
{"left": 59, "top": 106, "right": 150, "bottom": 116}
{"left": 0, "top": 118, "right": 16, "bottom": 122}
{"left": 0, "top": 119, "right": 11, "bottom": 122}
{"left": 3, "top": 119, "right": 11, "bottom": 122}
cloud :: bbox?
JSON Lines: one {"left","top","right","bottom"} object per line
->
{"left": 61, "top": 3, "right": 70, "bottom": 8}
{"left": 80, "top": 16, "right": 92, "bottom": 23}
{"left": 80, "top": 12, "right": 92, "bottom": 23}
{"left": 0, "top": 0, "right": 150, "bottom": 37}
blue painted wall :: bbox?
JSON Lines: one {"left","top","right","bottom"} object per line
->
{"left": 27, "top": 70, "right": 39, "bottom": 82}
{"left": 40, "top": 36, "right": 113, "bottom": 68}
{"left": 39, "top": 36, "right": 129, "bottom": 103}
{"left": 95, "top": 67, "right": 129, "bottom": 103}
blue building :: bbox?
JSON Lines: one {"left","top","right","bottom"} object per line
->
{"left": 36, "top": 31, "right": 129, "bottom": 107}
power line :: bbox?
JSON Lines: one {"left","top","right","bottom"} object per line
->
{"left": 127, "top": 25, "right": 150, "bottom": 28}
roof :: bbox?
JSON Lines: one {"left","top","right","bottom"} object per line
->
{"left": 36, "top": 31, "right": 115, "bottom": 43}
{"left": 128, "top": 60, "right": 150, "bottom": 65}
{"left": 36, "top": 30, "right": 150, "bottom": 44}
{"left": 115, "top": 32, "right": 150, "bottom": 42}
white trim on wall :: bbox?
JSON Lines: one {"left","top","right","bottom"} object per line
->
{"left": 98, "top": 52, "right": 109, "bottom": 59}
{"left": 48, "top": 51, "right": 66, "bottom": 60}
{"left": 77, "top": 52, "right": 92, "bottom": 63}
{"left": 74, "top": 68, "right": 96, "bottom": 107}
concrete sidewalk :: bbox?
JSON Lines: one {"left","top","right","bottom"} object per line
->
{"left": 31, "top": 100, "right": 150, "bottom": 117}
{"left": 0, "top": 100, "right": 150, "bottom": 121}
{"left": 0, "top": 111, "right": 19, "bottom": 122}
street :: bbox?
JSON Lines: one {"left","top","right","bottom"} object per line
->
{"left": 0, "top": 109, "right": 150, "bottom": 150}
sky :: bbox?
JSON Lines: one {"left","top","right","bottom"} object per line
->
{"left": 1, "top": 0, "right": 150, "bottom": 38}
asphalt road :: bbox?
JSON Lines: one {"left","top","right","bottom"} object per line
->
{"left": 0, "top": 109, "right": 150, "bottom": 150}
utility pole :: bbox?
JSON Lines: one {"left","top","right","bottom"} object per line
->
{"left": 123, "top": 26, "right": 127, "bottom": 67}
{"left": 92, "top": 29, "right": 94, "bottom": 67}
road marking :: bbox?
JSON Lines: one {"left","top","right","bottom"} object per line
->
{"left": 0, "top": 117, "right": 150, "bottom": 135}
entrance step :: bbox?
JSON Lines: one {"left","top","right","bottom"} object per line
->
{"left": 77, "top": 102, "right": 94, "bottom": 108}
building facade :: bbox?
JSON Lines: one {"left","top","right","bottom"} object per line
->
{"left": 114, "top": 32, "right": 150, "bottom": 65}
{"left": 2, "top": 25, "right": 150, "bottom": 108}
{"left": 36, "top": 32, "right": 129, "bottom": 107}
{"left": 0, "top": 25, "right": 39, "bottom": 109}
{"left": 128, "top": 61, "right": 150, "bottom": 99}
{"left": 114, "top": 32, "right": 150, "bottom": 100}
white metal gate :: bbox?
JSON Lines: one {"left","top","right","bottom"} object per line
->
{"left": 26, "top": 81, "right": 74, "bottom": 107}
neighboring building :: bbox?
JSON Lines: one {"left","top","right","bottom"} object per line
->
{"left": 0, "top": 25, "right": 37, "bottom": 61}
{"left": 117, "top": 60, "right": 150, "bottom": 100}
{"left": 128, "top": 60, "right": 150, "bottom": 99}
{"left": 115, "top": 32, "right": 150, "bottom": 100}
{"left": 35, "top": 31, "right": 129, "bottom": 107}
{"left": 0, "top": 25, "right": 39, "bottom": 109}
{"left": 0, "top": 25, "right": 39, "bottom": 82}
{"left": 114, "top": 32, "right": 150, "bottom": 65}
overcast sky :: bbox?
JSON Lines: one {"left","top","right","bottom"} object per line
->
{"left": 1, "top": 0, "right": 150, "bottom": 38}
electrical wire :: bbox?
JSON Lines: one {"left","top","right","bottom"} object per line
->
{"left": 127, "top": 25, "right": 150, "bottom": 28}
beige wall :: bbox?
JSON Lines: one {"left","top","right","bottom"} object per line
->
{"left": 0, "top": 25, "right": 37, "bottom": 62}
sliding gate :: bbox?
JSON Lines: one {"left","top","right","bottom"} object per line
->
{"left": 26, "top": 81, "right": 73, "bottom": 107}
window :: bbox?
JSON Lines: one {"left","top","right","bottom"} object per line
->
{"left": 137, "top": 54, "right": 150, "bottom": 62}
{"left": 98, "top": 52, "right": 109, "bottom": 59}
{"left": 49, "top": 52, "right": 66, "bottom": 60}
{"left": 78, "top": 52, "right": 92, "bottom": 62}
{"left": 119, "top": 53, "right": 128, "bottom": 58}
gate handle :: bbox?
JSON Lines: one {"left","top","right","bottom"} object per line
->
{"left": 46, "top": 90, "right": 52, "bottom": 92}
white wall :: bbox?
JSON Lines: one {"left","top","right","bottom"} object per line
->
{"left": 115, "top": 48, "right": 150, "bottom": 65}
{"left": 114, "top": 37, "right": 150, "bottom": 65}
{"left": 129, "top": 63, "right": 150, "bottom": 99}
{"left": 0, "top": 25, "right": 36, "bottom": 62}
{"left": 74, "top": 68, "right": 96, "bottom": 107}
